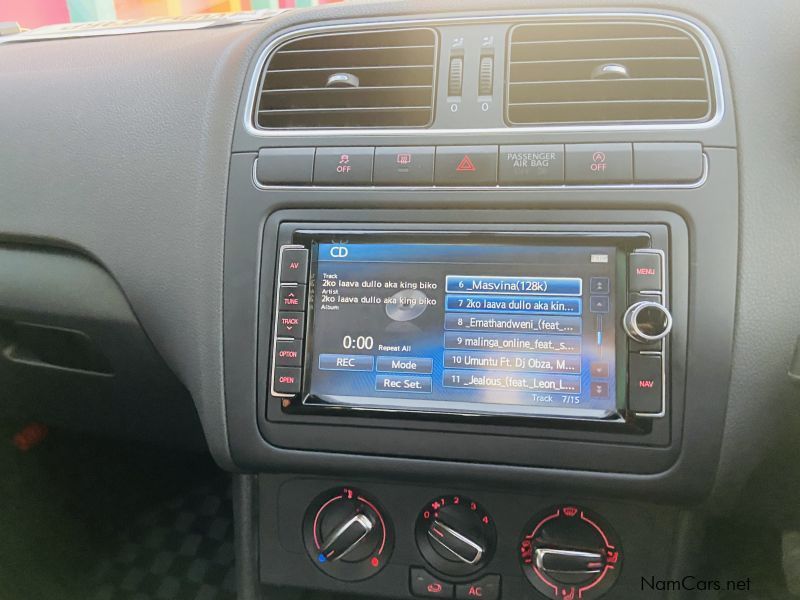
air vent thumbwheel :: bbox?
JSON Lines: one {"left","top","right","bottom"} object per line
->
{"left": 519, "top": 505, "right": 622, "bottom": 599}
{"left": 303, "top": 487, "right": 394, "bottom": 581}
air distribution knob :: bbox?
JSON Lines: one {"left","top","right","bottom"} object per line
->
{"left": 520, "top": 505, "right": 622, "bottom": 600}
{"left": 623, "top": 300, "right": 673, "bottom": 343}
{"left": 303, "top": 487, "right": 393, "bottom": 581}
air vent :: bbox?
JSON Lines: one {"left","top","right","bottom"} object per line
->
{"left": 255, "top": 28, "right": 437, "bottom": 129}
{"left": 506, "top": 19, "right": 714, "bottom": 126}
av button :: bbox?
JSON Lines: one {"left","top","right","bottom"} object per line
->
{"left": 435, "top": 146, "right": 498, "bottom": 185}
{"left": 280, "top": 249, "right": 308, "bottom": 284}
{"left": 455, "top": 575, "right": 501, "bottom": 600}
{"left": 565, "top": 143, "right": 633, "bottom": 183}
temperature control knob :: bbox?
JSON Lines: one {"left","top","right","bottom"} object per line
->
{"left": 519, "top": 505, "right": 622, "bottom": 600}
{"left": 303, "top": 487, "right": 393, "bottom": 581}
{"left": 416, "top": 495, "right": 496, "bottom": 577}
{"left": 623, "top": 300, "right": 673, "bottom": 343}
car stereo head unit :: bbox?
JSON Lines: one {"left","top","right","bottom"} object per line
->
{"left": 269, "top": 229, "right": 670, "bottom": 428}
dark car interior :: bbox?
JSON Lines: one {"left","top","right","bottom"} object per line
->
{"left": 1, "top": 1, "right": 800, "bottom": 599}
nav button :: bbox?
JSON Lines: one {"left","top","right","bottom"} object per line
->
{"left": 629, "top": 353, "right": 663, "bottom": 414}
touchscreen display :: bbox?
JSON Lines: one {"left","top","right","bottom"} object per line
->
{"left": 306, "top": 241, "right": 619, "bottom": 419}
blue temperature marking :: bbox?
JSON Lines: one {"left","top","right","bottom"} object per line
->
{"left": 318, "top": 553, "right": 327, "bottom": 563}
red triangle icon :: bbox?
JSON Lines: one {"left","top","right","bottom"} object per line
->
{"left": 456, "top": 155, "right": 476, "bottom": 172}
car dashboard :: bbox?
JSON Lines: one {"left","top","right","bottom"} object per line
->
{"left": 1, "top": 1, "right": 799, "bottom": 599}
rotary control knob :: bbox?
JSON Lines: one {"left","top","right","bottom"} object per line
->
{"left": 519, "top": 505, "right": 622, "bottom": 600}
{"left": 303, "top": 487, "right": 393, "bottom": 581}
{"left": 416, "top": 495, "right": 496, "bottom": 577}
{"left": 623, "top": 300, "right": 673, "bottom": 343}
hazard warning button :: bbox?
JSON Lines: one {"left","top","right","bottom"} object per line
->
{"left": 435, "top": 146, "right": 498, "bottom": 185}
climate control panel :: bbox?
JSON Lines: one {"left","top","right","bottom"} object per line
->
{"left": 277, "top": 478, "right": 647, "bottom": 600}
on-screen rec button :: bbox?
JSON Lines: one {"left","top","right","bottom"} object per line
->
{"left": 376, "top": 356, "right": 433, "bottom": 374}
{"left": 376, "top": 374, "right": 432, "bottom": 393}
{"left": 318, "top": 354, "right": 374, "bottom": 372}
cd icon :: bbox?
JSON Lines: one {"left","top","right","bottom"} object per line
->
{"left": 385, "top": 290, "right": 428, "bottom": 322}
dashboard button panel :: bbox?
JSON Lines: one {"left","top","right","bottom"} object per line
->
{"left": 255, "top": 144, "right": 703, "bottom": 187}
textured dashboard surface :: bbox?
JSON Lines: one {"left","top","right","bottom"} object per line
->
{"left": 0, "top": 0, "right": 798, "bottom": 503}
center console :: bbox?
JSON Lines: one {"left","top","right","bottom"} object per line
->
{"left": 222, "top": 6, "right": 739, "bottom": 600}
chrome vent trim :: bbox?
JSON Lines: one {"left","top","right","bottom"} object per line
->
{"left": 255, "top": 27, "right": 438, "bottom": 129}
{"left": 244, "top": 12, "right": 724, "bottom": 137}
{"left": 506, "top": 19, "right": 715, "bottom": 126}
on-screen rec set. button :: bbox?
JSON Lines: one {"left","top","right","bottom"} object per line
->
{"left": 376, "top": 356, "right": 433, "bottom": 374}
{"left": 376, "top": 375, "right": 432, "bottom": 393}
{"left": 318, "top": 354, "right": 374, "bottom": 372}
{"left": 445, "top": 275, "right": 582, "bottom": 296}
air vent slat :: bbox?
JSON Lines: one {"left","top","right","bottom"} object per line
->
{"left": 506, "top": 19, "right": 714, "bottom": 126}
{"left": 256, "top": 28, "right": 437, "bottom": 129}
